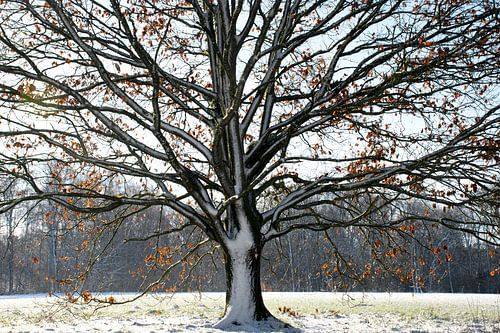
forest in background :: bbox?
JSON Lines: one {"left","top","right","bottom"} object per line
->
{"left": 1, "top": 186, "right": 497, "bottom": 295}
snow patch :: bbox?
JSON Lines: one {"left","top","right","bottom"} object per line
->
{"left": 217, "top": 233, "right": 255, "bottom": 327}
{"left": 1, "top": 292, "right": 498, "bottom": 332}
{"left": 215, "top": 316, "right": 294, "bottom": 331}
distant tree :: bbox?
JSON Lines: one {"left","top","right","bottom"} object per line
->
{"left": 0, "top": 179, "right": 15, "bottom": 294}
{"left": 0, "top": 0, "right": 498, "bottom": 328}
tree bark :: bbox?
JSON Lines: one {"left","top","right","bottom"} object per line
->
{"left": 48, "top": 220, "right": 58, "bottom": 294}
{"left": 6, "top": 208, "right": 14, "bottom": 294}
{"left": 215, "top": 235, "right": 287, "bottom": 329}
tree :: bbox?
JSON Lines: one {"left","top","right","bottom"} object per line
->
{"left": 0, "top": 179, "right": 15, "bottom": 294}
{"left": 0, "top": 0, "right": 498, "bottom": 328}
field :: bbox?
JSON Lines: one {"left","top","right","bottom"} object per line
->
{"left": 0, "top": 292, "right": 499, "bottom": 332}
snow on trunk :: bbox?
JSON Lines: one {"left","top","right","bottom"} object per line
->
{"left": 220, "top": 247, "right": 259, "bottom": 325}
{"left": 215, "top": 228, "right": 286, "bottom": 329}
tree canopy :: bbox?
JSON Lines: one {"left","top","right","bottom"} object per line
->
{"left": 0, "top": 0, "right": 498, "bottom": 328}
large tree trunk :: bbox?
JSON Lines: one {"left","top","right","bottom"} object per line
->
{"left": 215, "top": 233, "right": 287, "bottom": 329}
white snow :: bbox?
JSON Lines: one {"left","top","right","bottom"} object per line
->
{"left": 0, "top": 292, "right": 498, "bottom": 332}
{"left": 214, "top": 252, "right": 255, "bottom": 328}
{"left": 216, "top": 219, "right": 257, "bottom": 328}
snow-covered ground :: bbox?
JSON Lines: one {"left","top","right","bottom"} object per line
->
{"left": 0, "top": 292, "right": 498, "bottom": 332}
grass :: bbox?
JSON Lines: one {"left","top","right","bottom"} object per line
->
{"left": 265, "top": 292, "right": 500, "bottom": 322}
{"left": 0, "top": 292, "right": 498, "bottom": 328}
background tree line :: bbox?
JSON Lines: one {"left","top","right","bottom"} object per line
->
{"left": 1, "top": 183, "right": 497, "bottom": 295}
